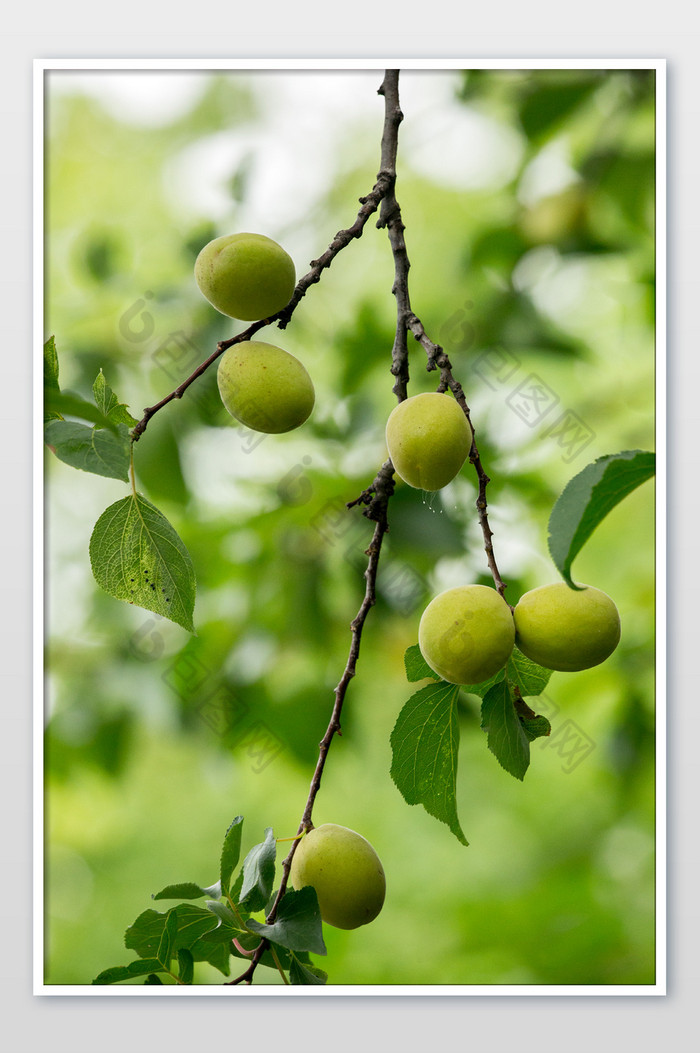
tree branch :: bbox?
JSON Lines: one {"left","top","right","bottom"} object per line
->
{"left": 130, "top": 174, "right": 394, "bottom": 445}
{"left": 377, "top": 70, "right": 410, "bottom": 404}
{"left": 406, "top": 312, "right": 508, "bottom": 598}
{"left": 226, "top": 74, "right": 404, "bottom": 988}
{"left": 228, "top": 64, "right": 508, "bottom": 987}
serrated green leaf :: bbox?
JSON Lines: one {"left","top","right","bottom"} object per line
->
{"left": 390, "top": 681, "right": 468, "bottom": 845}
{"left": 220, "top": 816, "right": 244, "bottom": 898}
{"left": 238, "top": 828, "right": 276, "bottom": 912}
{"left": 548, "top": 450, "right": 655, "bottom": 587}
{"left": 177, "top": 948, "right": 194, "bottom": 985}
{"left": 246, "top": 887, "right": 327, "bottom": 956}
{"left": 289, "top": 952, "right": 328, "bottom": 985}
{"left": 520, "top": 714, "right": 552, "bottom": 742}
{"left": 480, "top": 681, "right": 530, "bottom": 780}
{"left": 195, "top": 940, "right": 231, "bottom": 977}
{"left": 44, "top": 420, "right": 131, "bottom": 481}
{"left": 93, "top": 369, "right": 139, "bottom": 426}
{"left": 152, "top": 881, "right": 218, "bottom": 901}
{"left": 404, "top": 644, "right": 439, "bottom": 682}
{"left": 89, "top": 493, "right": 196, "bottom": 633}
{"left": 45, "top": 389, "right": 120, "bottom": 432}
{"left": 44, "top": 336, "right": 61, "bottom": 421}
{"left": 92, "top": 958, "right": 164, "bottom": 985}
{"left": 44, "top": 336, "right": 60, "bottom": 391}
{"left": 125, "top": 905, "right": 218, "bottom": 960}
{"left": 506, "top": 648, "right": 552, "bottom": 697}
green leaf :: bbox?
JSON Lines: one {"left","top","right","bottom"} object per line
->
{"left": 125, "top": 905, "right": 218, "bottom": 960}
{"left": 177, "top": 948, "right": 194, "bottom": 985}
{"left": 144, "top": 974, "right": 163, "bottom": 985}
{"left": 93, "top": 369, "right": 138, "bottom": 426}
{"left": 205, "top": 900, "right": 235, "bottom": 922}
{"left": 152, "top": 881, "right": 220, "bottom": 901}
{"left": 157, "top": 908, "right": 178, "bottom": 967}
{"left": 44, "top": 420, "right": 131, "bottom": 482}
{"left": 238, "top": 828, "right": 276, "bottom": 912}
{"left": 289, "top": 952, "right": 328, "bottom": 985}
{"left": 505, "top": 648, "right": 552, "bottom": 697}
{"left": 480, "top": 681, "right": 530, "bottom": 780}
{"left": 89, "top": 493, "right": 196, "bottom": 633}
{"left": 92, "top": 909, "right": 181, "bottom": 985}
{"left": 404, "top": 644, "right": 439, "bottom": 683}
{"left": 44, "top": 336, "right": 60, "bottom": 392}
{"left": 390, "top": 681, "right": 468, "bottom": 845}
{"left": 548, "top": 450, "right": 655, "bottom": 587}
{"left": 44, "top": 336, "right": 61, "bottom": 421}
{"left": 220, "top": 815, "right": 244, "bottom": 899}
{"left": 197, "top": 941, "right": 232, "bottom": 977}
{"left": 45, "top": 389, "right": 120, "bottom": 432}
{"left": 92, "top": 958, "right": 165, "bottom": 985}
{"left": 246, "top": 887, "right": 327, "bottom": 956}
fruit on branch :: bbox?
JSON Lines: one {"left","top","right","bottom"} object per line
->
{"left": 217, "top": 340, "right": 315, "bottom": 433}
{"left": 194, "top": 232, "right": 296, "bottom": 320}
{"left": 290, "top": 823, "right": 386, "bottom": 930}
{"left": 513, "top": 582, "right": 621, "bottom": 672}
{"left": 385, "top": 392, "right": 472, "bottom": 491}
{"left": 418, "top": 584, "right": 515, "bottom": 685}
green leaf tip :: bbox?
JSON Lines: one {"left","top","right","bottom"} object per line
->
{"left": 548, "top": 450, "right": 655, "bottom": 587}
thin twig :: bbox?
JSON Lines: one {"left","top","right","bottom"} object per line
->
{"left": 226, "top": 75, "right": 404, "bottom": 989}
{"left": 377, "top": 70, "right": 410, "bottom": 403}
{"left": 406, "top": 312, "right": 508, "bottom": 598}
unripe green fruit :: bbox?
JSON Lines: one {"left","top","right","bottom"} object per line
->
{"left": 194, "top": 232, "right": 296, "bottom": 320}
{"left": 289, "top": 823, "right": 386, "bottom": 931}
{"left": 217, "top": 340, "right": 314, "bottom": 433}
{"left": 513, "top": 582, "right": 621, "bottom": 672}
{"left": 385, "top": 392, "right": 472, "bottom": 491}
{"left": 418, "top": 584, "right": 515, "bottom": 685}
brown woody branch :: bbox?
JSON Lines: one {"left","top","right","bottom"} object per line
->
{"left": 227, "top": 75, "right": 404, "bottom": 988}
{"left": 407, "top": 312, "right": 508, "bottom": 599}
{"left": 131, "top": 177, "right": 394, "bottom": 445}
{"left": 231, "top": 66, "right": 508, "bottom": 987}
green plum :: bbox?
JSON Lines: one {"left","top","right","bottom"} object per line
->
{"left": 217, "top": 340, "right": 314, "bottom": 433}
{"left": 513, "top": 582, "right": 621, "bottom": 672}
{"left": 289, "top": 823, "right": 386, "bottom": 930}
{"left": 194, "top": 232, "right": 296, "bottom": 320}
{"left": 418, "top": 584, "right": 515, "bottom": 685}
{"left": 385, "top": 392, "right": 472, "bottom": 491}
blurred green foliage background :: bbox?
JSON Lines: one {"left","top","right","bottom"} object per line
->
{"left": 43, "top": 67, "right": 656, "bottom": 986}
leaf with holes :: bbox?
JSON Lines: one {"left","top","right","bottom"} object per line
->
{"left": 89, "top": 493, "right": 196, "bottom": 632}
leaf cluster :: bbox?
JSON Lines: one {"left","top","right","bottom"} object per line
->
{"left": 92, "top": 816, "right": 327, "bottom": 986}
